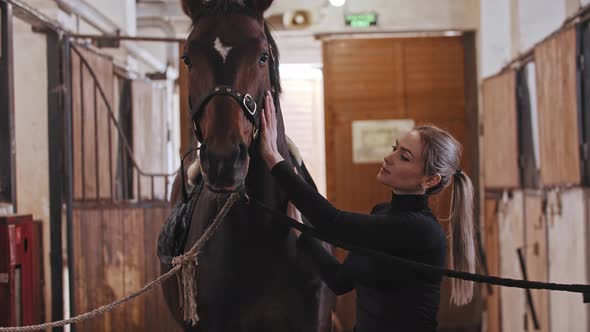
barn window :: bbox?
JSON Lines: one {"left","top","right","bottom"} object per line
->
{"left": 516, "top": 61, "right": 541, "bottom": 189}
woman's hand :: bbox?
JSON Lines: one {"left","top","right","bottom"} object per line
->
{"left": 259, "top": 91, "right": 284, "bottom": 169}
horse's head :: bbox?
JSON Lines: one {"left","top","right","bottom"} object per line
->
{"left": 182, "top": 0, "right": 280, "bottom": 192}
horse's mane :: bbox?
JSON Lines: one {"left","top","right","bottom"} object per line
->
{"left": 189, "top": 0, "right": 282, "bottom": 94}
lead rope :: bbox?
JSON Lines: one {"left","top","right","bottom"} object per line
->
{"left": 0, "top": 193, "right": 240, "bottom": 332}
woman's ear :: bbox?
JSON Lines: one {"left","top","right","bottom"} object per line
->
{"left": 423, "top": 174, "right": 442, "bottom": 190}
{"left": 181, "top": 0, "right": 207, "bottom": 18}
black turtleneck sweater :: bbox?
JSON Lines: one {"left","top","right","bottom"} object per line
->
{"left": 271, "top": 161, "right": 447, "bottom": 332}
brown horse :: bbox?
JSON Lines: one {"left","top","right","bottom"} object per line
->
{"left": 160, "top": 1, "right": 334, "bottom": 331}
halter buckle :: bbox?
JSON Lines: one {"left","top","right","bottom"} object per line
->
{"left": 243, "top": 94, "right": 257, "bottom": 116}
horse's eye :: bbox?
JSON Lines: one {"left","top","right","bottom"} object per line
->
{"left": 182, "top": 55, "right": 191, "bottom": 67}
{"left": 259, "top": 53, "right": 270, "bottom": 64}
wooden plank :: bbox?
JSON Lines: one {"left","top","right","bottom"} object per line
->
{"left": 484, "top": 199, "right": 500, "bottom": 332}
{"left": 143, "top": 207, "right": 182, "bottom": 332}
{"left": 482, "top": 71, "right": 520, "bottom": 189}
{"left": 498, "top": 191, "right": 526, "bottom": 332}
{"left": 523, "top": 193, "right": 549, "bottom": 332}
{"left": 402, "top": 37, "right": 466, "bottom": 123}
{"left": 123, "top": 208, "right": 146, "bottom": 330}
{"left": 547, "top": 188, "right": 588, "bottom": 331}
{"left": 535, "top": 28, "right": 580, "bottom": 187}
{"left": 72, "top": 209, "right": 86, "bottom": 323}
{"left": 101, "top": 208, "right": 126, "bottom": 331}
{"left": 80, "top": 208, "right": 106, "bottom": 331}
{"left": 81, "top": 57, "right": 97, "bottom": 199}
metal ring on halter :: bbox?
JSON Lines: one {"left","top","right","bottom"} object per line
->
{"left": 243, "top": 94, "right": 257, "bottom": 116}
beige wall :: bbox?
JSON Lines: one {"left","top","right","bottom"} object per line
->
{"left": 481, "top": 0, "right": 587, "bottom": 77}
{"left": 272, "top": 0, "right": 480, "bottom": 64}
{"left": 12, "top": 16, "right": 52, "bottom": 323}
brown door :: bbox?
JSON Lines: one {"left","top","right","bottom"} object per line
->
{"left": 322, "top": 35, "right": 476, "bottom": 331}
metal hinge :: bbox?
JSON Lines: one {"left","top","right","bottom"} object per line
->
{"left": 0, "top": 273, "right": 8, "bottom": 283}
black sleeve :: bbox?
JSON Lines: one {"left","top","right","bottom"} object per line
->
{"left": 296, "top": 234, "right": 354, "bottom": 295}
{"left": 271, "top": 161, "right": 434, "bottom": 253}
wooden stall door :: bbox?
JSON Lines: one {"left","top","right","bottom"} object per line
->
{"left": 535, "top": 28, "right": 580, "bottom": 187}
{"left": 482, "top": 71, "right": 520, "bottom": 189}
{"left": 498, "top": 192, "right": 526, "bottom": 332}
{"left": 72, "top": 205, "right": 181, "bottom": 332}
{"left": 524, "top": 193, "right": 549, "bottom": 332}
{"left": 322, "top": 36, "right": 477, "bottom": 331}
{"left": 71, "top": 47, "right": 115, "bottom": 201}
{"left": 547, "top": 189, "right": 588, "bottom": 331}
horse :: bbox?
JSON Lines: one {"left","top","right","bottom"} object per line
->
{"left": 160, "top": 0, "right": 335, "bottom": 331}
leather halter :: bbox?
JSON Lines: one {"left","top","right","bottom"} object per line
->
{"left": 190, "top": 86, "right": 261, "bottom": 142}
{"left": 189, "top": 45, "right": 277, "bottom": 144}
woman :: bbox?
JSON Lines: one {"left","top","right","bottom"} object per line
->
{"left": 259, "top": 91, "right": 476, "bottom": 332}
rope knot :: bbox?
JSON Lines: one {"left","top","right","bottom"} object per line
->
{"left": 172, "top": 253, "right": 198, "bottom": 267}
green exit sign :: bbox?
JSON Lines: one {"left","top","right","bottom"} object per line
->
{"left": 345, "top": 13, "right": 378, "bottom": 27}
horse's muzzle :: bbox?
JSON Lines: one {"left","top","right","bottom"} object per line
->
{"left": 199, "top": 142, "right": 249, "bottom": 191}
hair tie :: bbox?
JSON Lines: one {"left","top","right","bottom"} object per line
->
{"left": 455, "top": 168, "right": 463, "bottom": 177}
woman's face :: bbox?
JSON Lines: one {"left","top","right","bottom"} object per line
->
{"left": 376, "top": 130, "right": 431, "bottom": 194}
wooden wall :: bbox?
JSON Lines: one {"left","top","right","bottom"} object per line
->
{"left": 72, "top": 204, "right": 181, "bottom": 332}
{"left": 482, "top": 71, "right": 520, "bottom": 189}
{"left": 322, "top": 35, "right": 477, "bottom": 331}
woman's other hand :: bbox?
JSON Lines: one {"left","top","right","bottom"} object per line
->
{"left": 259, "top": 91, "right": 284, "bottom": 169}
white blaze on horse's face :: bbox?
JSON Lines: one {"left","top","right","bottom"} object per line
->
{"left": 214, "top": 37, "right": 233, "bottom": 63}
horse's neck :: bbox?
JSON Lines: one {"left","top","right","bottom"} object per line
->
{"left": 246, "top": 145, "right": 290, "bottom": 210}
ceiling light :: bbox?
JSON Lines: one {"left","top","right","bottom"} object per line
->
{"left": 329, "top": 0, "right": 346, "bottom": 7}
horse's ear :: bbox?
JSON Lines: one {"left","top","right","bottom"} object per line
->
{"left": 243, "top": 0, "right": 274, "bottom": 14}
{"left": 181, "top": 0, "right": 207, "bottom": 18}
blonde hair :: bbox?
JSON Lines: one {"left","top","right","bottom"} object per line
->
{"left": 414, "top": 125, "right": 476, "bottom": 306}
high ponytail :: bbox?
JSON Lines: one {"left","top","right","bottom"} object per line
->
{"left": 414, "top": 125, "right": 476, "bottom": 306}
{"left": 449, "top": 170, "right": 476, "bottom": 306}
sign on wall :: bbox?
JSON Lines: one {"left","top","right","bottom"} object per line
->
{"left": 345, "top": 13, "right": 378, "bottom": 27}
{"left": 352, "top": 119, "right": 415, "bottom": 163}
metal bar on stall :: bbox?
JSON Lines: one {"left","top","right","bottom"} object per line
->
{"left": 517, "top": 248, "right": 541, "bottom": 330}
{"left": 61, "top": 37, "right": 76, "bottom": 332}
{"left": 151, "top": 175, "right": 155, "bottom": 201}
{"left": 47, "top": 29, "right": 65, "bottom": 332}
{"left": 108, "top": 102, "right": 114, "bottom": 201}
{"left": 70, "top": 33, "right": 184, "bottom": 43}
{"left": 94, "top": 83, "right": 99, "bottom": 200}
{"left": 164, "top": 176, "right": 169, "bottom": 202}
{"left": 0, "top": 1, "right": 17, "bottom": 207}
{"left": 80, "top": 59, "right": 86, "bottom": 201}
